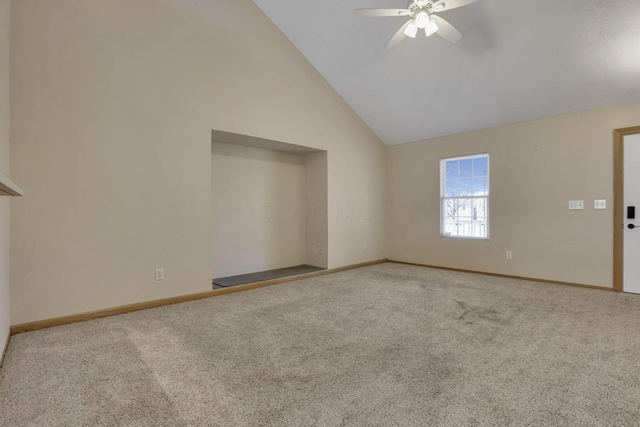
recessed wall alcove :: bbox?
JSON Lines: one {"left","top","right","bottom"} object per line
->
{"left": 211, "top": 130, "right": 328, "bottom": 288}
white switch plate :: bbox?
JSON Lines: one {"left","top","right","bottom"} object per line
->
{"left": 155, "top": 268, "right": 164, "bottom": 281}
{"left": 568, "top": 200, "right": 584, "bottom": 210}
{"left": 594, "top": 200, "right": 606, "bottom": 209}
{"left": 506, "top": 251, "right": 512, "bottom": 260}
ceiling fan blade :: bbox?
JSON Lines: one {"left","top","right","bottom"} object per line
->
{"left": 386, "top": 20, "right": 412, "bottom": 49}
{"left": 353, "top": 8, "right": 411, "bottom": 17}
{"left": 431, "top": 0, "right": 479, "bottom": 12}
{"left": 431, "top": 15, "right": 463, "bottom": 43}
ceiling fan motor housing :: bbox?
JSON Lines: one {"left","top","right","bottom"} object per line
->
{"left": 410, "top": 0, "right": 445, "bottom": 14}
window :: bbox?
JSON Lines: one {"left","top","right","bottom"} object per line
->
{"left": 440, "top": 153, "right": 489, "bottom": 239}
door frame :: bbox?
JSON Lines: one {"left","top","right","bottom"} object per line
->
{"left": 613, "top": 126, "right": 640, "bottom": 292}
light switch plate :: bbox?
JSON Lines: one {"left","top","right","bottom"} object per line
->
{"left": 569, "top": 200, "right": 584, "bottom": 210}
{"left": 594, "top": 200, "right": 606, "bottom": 209}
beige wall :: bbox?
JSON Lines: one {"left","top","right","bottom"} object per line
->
{"left": 0, "top": 0, "right": 10, "bottom": 348}
{"left": 388, "top": 101, "right": 640, "bottom": 287}
{"left": 305, "top": 151, "right": 328, "bottom": 269}
{"left": 10, "top": 0, "right": 387, "bottom": 324}
{"left": 211, "top": 142, "right": 307, "bottom": 278}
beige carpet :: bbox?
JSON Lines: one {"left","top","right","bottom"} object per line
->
{"left": 2, "top": 262, "right": 640, "bottom": 426}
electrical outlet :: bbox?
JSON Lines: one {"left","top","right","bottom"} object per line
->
{"left": 506, "top": 251, "right": 512, "bottom": 260}
{"left": 568, "top": 200, "right": 584, "bottom": 210}
{"left": 594, "top": 200, "right": 606, "bottom": 210}
{"left": 155, "top": 268, "right": 164, "bottom": 281}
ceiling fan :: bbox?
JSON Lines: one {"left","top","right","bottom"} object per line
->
{"left": 353, "top": 0, "right": 479, "bottom": 49}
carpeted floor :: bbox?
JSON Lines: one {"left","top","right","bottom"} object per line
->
{"left": 2, "top": 262, "right": 640, "bottom": 426}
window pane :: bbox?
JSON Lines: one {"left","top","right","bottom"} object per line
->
{"left": 473, "top": 157, "right": 488, "bottom": 177}
{"left": 458, "top": 178, "right": 473, "bottom": 196}
{"left": 473, "top": 177, "right": 488, "bottom": 195}
{"left": 446, "top": 161, "right": 458, "bottom": 179}
{"left": 442, "top": 219, "right": 456, "bottom": 236}
{"left": 443, "top": 199, "right": 462, "bottom": 236}
{"left": 446, "top": 197, "right": 472, "bottom": 237}
{"left": 456, "top": 198, "right": 473, "bottom": 219}
{"left": 443, "top": 199, "right": 458, "bottom": 221}
{"left": 445, "top": 180, "right": 458, "bottom": 197}
{"left": 472, "top": 198, "right": 487, "bottom": 221}
{"left": 459, "top": 159, "right": 472, "bottom": 178}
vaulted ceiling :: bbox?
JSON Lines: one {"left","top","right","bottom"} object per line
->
{"left": 253, "top": 0, "right": 640, "bottom": 146}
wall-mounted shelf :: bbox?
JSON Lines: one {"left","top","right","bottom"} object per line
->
{"left": 0, "top": 170, "right": 23, "bottom": 196}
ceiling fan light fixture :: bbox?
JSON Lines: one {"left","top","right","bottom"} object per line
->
{"left": 404, "top": 21, "right": 419, "bottom": 38}
{"left": 414, "top": 11, "right": 430, "bottom": 29}
{"left": 425, "top": 17, "right": 439, "bottom": 36}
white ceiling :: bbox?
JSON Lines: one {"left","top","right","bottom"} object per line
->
{"left": 252, "top": 0, "right": 640, "bottom": 146}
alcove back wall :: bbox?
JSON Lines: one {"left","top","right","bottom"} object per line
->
{"left": 211, "top": 142, "right": 307, "bottom": 278}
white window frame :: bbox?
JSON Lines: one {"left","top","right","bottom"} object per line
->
{"left": 440, "top": 153, "right": 490, "bottom": 239}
